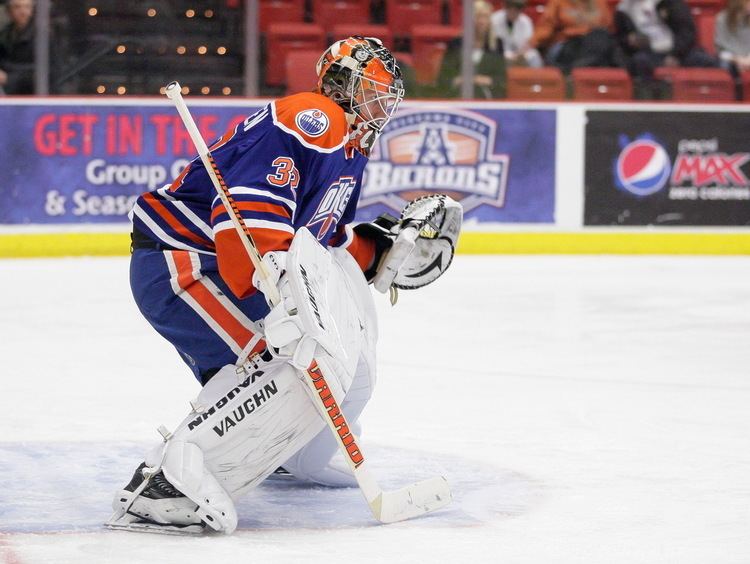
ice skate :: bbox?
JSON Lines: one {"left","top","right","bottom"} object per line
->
{"left": 106, "top": 463, "right": 206, "bottom": 535}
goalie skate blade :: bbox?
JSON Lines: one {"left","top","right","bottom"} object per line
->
{"left": 105, "top": 520, "right": 206, "bottom": 536}
{"left": 374, "top": 476, "right": 452, "bottom": 524}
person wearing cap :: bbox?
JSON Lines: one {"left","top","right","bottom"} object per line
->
{"left": 491, "top": 0, "right": 543, "bottom": 67}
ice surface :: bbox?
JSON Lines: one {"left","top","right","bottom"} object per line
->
{"left": 1, "top": 255, "right": 749, "bottom": 563}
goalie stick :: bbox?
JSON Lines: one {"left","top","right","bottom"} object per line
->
{"left": 164, "top": 81, "right": 451, "bottom": 524}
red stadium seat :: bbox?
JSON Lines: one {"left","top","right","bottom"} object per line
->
{"left": 394, "top": 52, "right": 414, "bottom": 69}
{"left": 386, "top": 0, "right": 442, "bottom": 38}
{"left": 687, "top": 0, "right": 723, "bottom": 16}
{"left": 311, "top": 0, "right": 370, "bottom": 31}
{"left": 741, "top": 71, "right": 750, "bottom": 101}
{"left": 260, "top": 0, "right": 305, "bottom": 33}
{"left": 696, "top": 12, "right": 717, "bottom": 55}
{"left": 655, "top": 67, "right": 735, "bottom": 102}
{"left": 285, "top": 50, "right": 322, "bottom": 95}
{"left": 330, "top": 24, "right": 394, "bottom": 49}
{"left": 411, "top": 24, "right": 461, "bottom": 85}
{"left": 266, "top": 23, "right": 327, "bottom": 86}
{"left": 507, "top": 66, "right": 566, "bottom": 100}
{"left": 571, "top": 67, "right": 633, "bottom": 100}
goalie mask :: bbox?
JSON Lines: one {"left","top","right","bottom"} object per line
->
{"left": 316, "top": 36, "right": 405, "bottom": 156}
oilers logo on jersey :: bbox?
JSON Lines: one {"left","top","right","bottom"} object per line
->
{"left": 295, "top": 109, "right": 330, "bottom": 137}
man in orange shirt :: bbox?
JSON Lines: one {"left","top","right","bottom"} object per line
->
{"left": 531, "top": 0, "right": 620, "bottom": 71}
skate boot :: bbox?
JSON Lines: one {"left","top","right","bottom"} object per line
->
{"left": 106, "top": 462, "right": 206, "bottom": 535}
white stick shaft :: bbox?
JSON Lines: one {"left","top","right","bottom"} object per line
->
{"left": 164, "top": 81, "right": 281, "bottom": 307}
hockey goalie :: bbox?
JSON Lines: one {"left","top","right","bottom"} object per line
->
{"left": 107, "top": 36, "right": 463, "bottom": 535}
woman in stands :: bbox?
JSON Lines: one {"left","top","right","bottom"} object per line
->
{"left": 714, "top": 0, "right": 750, "bottom": 74}
{"left": 436, "top": 0, "right": 507, "bottom": 98}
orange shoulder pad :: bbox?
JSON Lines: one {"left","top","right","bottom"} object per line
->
{"left": 272, "top": 92, "right": 350, "bottom": 153}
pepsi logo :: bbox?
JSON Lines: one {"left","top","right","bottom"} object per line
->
{"left": 295, "top": 109, "right": 329, "bottom": 137}
{"left": 615, "top": 139, "right": 672, "bottom": 196}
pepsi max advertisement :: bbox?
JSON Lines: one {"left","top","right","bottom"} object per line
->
{"left": 585, "top": 111, "right": 750, "bottom": 226}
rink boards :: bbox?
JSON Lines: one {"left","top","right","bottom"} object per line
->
{"left": 1, "top": 97, "right": 749, "bottom": 256}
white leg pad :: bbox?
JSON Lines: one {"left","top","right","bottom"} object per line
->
{"left": 146, "top": 440, "right": 238, "bottom": 534}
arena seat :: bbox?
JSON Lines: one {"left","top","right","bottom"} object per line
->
{"left": 571, "top": 68, "right": 633, "bottom": 100}
{"left": 687, "top": 0, "right": 723, "bottom": 16}
{"left": 411, "top": 25, "right": 461, "bottom": 85}
{"left": 311, "top": 0, "right": 370, "bottom": 31}
{"left": 386, "top": 0, "right": 442, "bottom": 38}
{"left": 507, "top": 67, "right": 566, "bottom": 100}
{"left": 696, "top": 12, "right": 717, "bottom": 55}
{"left": 655, "top": 67, "right": 735, "bottom": 102}
{"left": 330, "top": 24, "right": 394, "bottom": 49}
{"left": 266, "top": 23, "right": 327, "bottom": 87}
{"left": 284, "top": 50, "right": 322, "bottom": 95}
{"left": 260, "top": 0, "right": 305, "bottom": 33}
{"left": 741, "top": 71, "right": 750, "bottom": 101}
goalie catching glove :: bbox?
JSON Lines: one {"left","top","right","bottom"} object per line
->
{"left": 354, "top": 194, "right": 463, "bottom": 295}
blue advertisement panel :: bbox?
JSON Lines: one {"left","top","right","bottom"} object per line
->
{"left": 0, "top": 102, "right": 556, "bottom": 225}
{"left": 0, "top": 104, "right": 260, "bottom": 224}
{"left": 361, "top": 107, "right": 556, "bottom": 223}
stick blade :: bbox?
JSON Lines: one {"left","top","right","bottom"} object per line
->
{"left": 374, "top": 476, "right": 452, "bottom": 524}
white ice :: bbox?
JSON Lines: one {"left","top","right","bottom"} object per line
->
{"left": 1, "top": 255, "right": 749, "bottom": 564}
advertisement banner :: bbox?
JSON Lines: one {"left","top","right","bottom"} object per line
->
{"left": 0, "top": 102, "right": 556, "bottom": 226}
{"left": 0, "top": 104, "right": 259, "bottom": 224}
{"left": 360, "top": 107, "right": 556, "bottom": 224}
{"left": 585, "top": 110, "right": 750, "bottom": 226}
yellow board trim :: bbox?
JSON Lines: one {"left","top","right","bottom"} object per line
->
{"left": 0, "top": 233, "right": 131, "bottom": 258}
{"left": 2, "top": 231, "right": 750, "bottom": 258}
{"left": 458, "top": 232, "right": 750, "bottom": 255}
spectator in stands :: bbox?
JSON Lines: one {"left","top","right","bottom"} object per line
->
{"left": 436, "top": 0, "right": 507, "bottom": 98}
{"left": 531, "top": 0, "right": 619, "bottom": 72}
{"left": 0, "top": 0, "right": 35, "bottom": 95}
{"left": 491, "top": 0, "right": 543, "bottom": 67}
{"left": 615, "top": 0, "right": 717, "bottom": 83}
{"left": 714, "top": 0, "right": 750, "bottom": 74}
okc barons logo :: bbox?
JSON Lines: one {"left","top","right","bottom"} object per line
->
{"left": 306, "top": 176, "right": 355, "bottom": 240}
{"left": 615, "top": 136, "right": 672, "bottom": 196}
{"left": 361, "top": 110, "right": 509, "bottom": 212}
{"left": 295, "top": 109, "right": 329, "bottom": 137}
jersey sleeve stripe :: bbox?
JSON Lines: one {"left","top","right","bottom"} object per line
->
{"left": 142, "top": 192, "right": 214, "bottom": 247}
{"left": 132, "top": 203, "right": 214, "bottom": 254}
{"left": 212, "top": 218, "right": 295, "bottom": 235}
{"left": 157, "top": 187, "right": 214, "bottom": 239}
{"left": 215, "top": 186, "right": 297, "bottom": 214}
{"left": 210, "top": 201, "right": 291, "bottom": 224}
{"left": 329, "top": 223, "right": 355, "bottom": 249}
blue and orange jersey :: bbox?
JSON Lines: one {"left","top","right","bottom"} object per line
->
{"left": 131, "top": 92, "right": 377, "bottom": 300}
